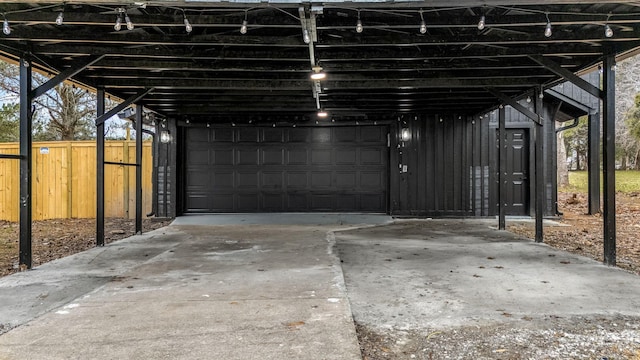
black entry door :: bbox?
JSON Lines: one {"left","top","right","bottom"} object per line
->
{"left": 183, "top": 126, "right": 389, "bottom": 213}
{"left": 504, "top": 129, "right": 530, "bottom": 215}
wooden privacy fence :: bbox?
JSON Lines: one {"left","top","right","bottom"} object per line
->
{"left": 0, "top": 140, "right": 153, "bottom": 222}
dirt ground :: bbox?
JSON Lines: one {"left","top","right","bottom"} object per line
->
{"left": 0, "top": 217, "right": 172, "bottom": 277}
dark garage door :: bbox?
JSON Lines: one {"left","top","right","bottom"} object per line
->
{"left": 183, "top": 126, "right": 389, "bottom": 213}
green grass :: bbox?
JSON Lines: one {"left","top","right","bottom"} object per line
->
{"left": 560, "top": 170, "right": 640, "bottom": 193}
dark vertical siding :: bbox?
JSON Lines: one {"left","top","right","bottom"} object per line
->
{"left": 393, "top": 114, "right": 475, "bottom": 216}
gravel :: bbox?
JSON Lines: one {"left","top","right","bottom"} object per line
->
{"left": 358, "top": 315, "right": 640, "bottom": 360}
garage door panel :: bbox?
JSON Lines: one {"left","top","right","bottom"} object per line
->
{"left": 262, "top": 148, "right": 284, "bottom": 165}
{"left": 336, "top": 148, "right": 357, "bottom": 165}
{"left": 311, "top": 172, "right": 332, "bottom": 188}
{"left": 361, "top": 148, "right": 384, "bottom": 165}
{"left": 336, "top": 172, "right": 356, "bottom": 188}
{"left": 262, "top": 193, "right": 283, "bottom": 211}
{"left": 361, "top": 126, "right": 385, "bottom": 142}
{"left": 185, "top": 194, "right": 209, "bottom": 212}
{"left": 335, "top": 127, "right": 357, "bottom": 142}
{"left": 237, "top": 149, "right": 258, "bottom": 165}
{"left": 311, "top": 128, "right": 331, "bottom": 143}
{"left": 287, "top": 172, "right": 308, "bottom": 188}
{"left": 288, "top": 128, "right": 309, "bottom": 142}
{"left": 361, "top": 194, "right": 385, "bottom": 210}
{"left": 213, "top": 171, "right": 234, "bottom": 189}
{"left": 262, "top": 171, "right": 283, "bottom": 188}
{"left": 186, "top": 149, "right": 209, "bottom": 165}
{"left": 336, "top": 195, "right": 357, "bottom": 211}
{"left": 238, "top": 194, "right": 260, "bottom": 211}
{"left": 213, "top": 128, "right": 233, "bottom": 142}
{"left": 311, "top": 194, "right": 333, "bottom": 210}
{"left": 286, "top": 149, "right": 307, "bottom": 165}
{"left": 187, "top": 129, "right": 209, "bottom": 142}
{"left": 186, "top": 169, "right": 209, "bottom": 187}
{"left": 237, "top": 172, "right": 258, "bottom": 188}
{"left": 213, "top": 149, "right": 234, "bottom": 165}
{"left": 311, "top": 149, "right": 332, "bottom": 164}
{"left": 262, "top": 128, "right": 284, "bottom": 142}
{"left": 238, "top": 128, "right": 258, "bottom": 142}
{"left": 286, "top": 193, "right": 308, "bottom": 211}
{"left": 360, "top": 171, "right": 383, "bottom": 188}
{"left": 211, "top": 194, "right": 234, "bottom": 211}
{"left": 184, "top": 126, "right": 388, "bottom": 213}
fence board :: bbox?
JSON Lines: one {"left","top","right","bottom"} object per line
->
{"left": 0, "top": 141, "right": 153, "bottom": 221}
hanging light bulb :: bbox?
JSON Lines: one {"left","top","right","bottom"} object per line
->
{"left": 2, "top": 18, "right": 10, "bottom": 35}
{"left": 302, "top": 28, "right": 311, "bottom": 44}
{"left": 240, "top": 10, "right": 248, "bottom": 34}
{"left": 125, "top": 12, "right": 134, "bottom": 30}
{"left": 526, "top": 96, "right": 532, "bottom": 103}
{"left": 184, "top": 15, "right": 192, "bottom": 33}
{"left": 356, "top": 10, "right": 363, "bottom": 33}
{"left": 604, "top": 24, "right": 613, "bottom": 38}
{"left": 544, "top": 14, "right": 552, "bottom": 37}
{"left": 317, "top": 110, "right": 328, "bottom": 118}
{"left": 419, "top": 10, "right": 427, "bottom": 34}
{"left": 56, "top": 11, "right": 64, "bottom": 26}
{"left": 477, "top": 15, "right": 485, "bottom": 30}
{"left": 114, "top": 13, "right": 122, "bottom": 31}
{"left": 310, "top": 66, "right": 326, "bottom": 80}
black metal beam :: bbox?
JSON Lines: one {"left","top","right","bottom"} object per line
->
{"left": 95, "top": 88, "right": 154, "bottom": 126}
{"left": 486, "top": 87, "right": 542, "bottom": 125}
{"left": 529, "top": 55, "right": 603, "bottom": 99}
{"left": 96, "top": 87, "right": 105, "bottom": 247}
{"left": 135, "top": 104, "right": 143, "bottom": 235}
{"left": 498, "top": 106, "right": 506, "bottom": 230}
{"left": 31, "top": 55, "right": 105, "bottom": 99}
{"left": 19, "top": 57, "right": 32, "bottom": 269}
{"left": 0, "top": 154, "right": 21, "bottom": 159}
{"left": 534, "top": 88, "right": 544, "bottom": 243}
{"left": 602, "top": 54, "right": 616, "bottom": 266}
{"left": 588, "top": 111, "right": 601, "bottom": 215}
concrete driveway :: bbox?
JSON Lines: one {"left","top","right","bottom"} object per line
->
{"left": 1, "top": 216, "right": 639, "bottom": 359}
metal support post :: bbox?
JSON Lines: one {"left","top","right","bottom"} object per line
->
{"left": 498, "top": 106, "right": 506, "bottom": 230}
{"left": 135, "top": 104, "right": 143, "bottom": 234}
{"left": 96, "top": 87, "right": 105, "bottom": 246}
{"left": 602, "top": 55, "right": 616, "bottom": 266}
{"left": 534, "top": 89, "right": 544, "bottom": 243}
{"left": 19, "top": 57, "right": 33, "bottom": 269}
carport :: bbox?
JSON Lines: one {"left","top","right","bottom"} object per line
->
{"left": 0, "top": 0, "right": 639, "bottom": 270}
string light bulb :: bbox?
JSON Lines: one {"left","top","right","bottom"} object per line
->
{"left": 419, "top": 10, "right": 427, "bottom": 34}
{"left": 310, "top": 66, "right": 326, "bottom": 80}
{"left": 356, "top": 10, "right": 363, "bottom": 33}
{"left": 604, "top": 24, "right": 613, "bottom": 38}
{"left": 2, "top": 18, "right": 10, "bottom": 35}
{"left": 240, "top": 10, "right": 248, "bottom": 34}
{"left": 56, "top": 11, "right": 64, "bottom": 26}
{"left": 303, "top": 28, "right": 311, "bottom": 44}
{"left": 544, "top": 14, "right": 552, "bottom": 37}
{"left": 114, "top": 12, "right": 122, "bottom": 31}
{"left": 125, "top": 13, "right": 134, "bottom": 30}
{"left": 183, "top": 13, "right": 192, "bottom": 33}
{"left": 477, "top": 15, "right": 485, "bottom": 30}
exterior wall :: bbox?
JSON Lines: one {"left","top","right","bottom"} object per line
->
{"left": 155, "top": 119, "right": 178, "bottom": 218}
{"left": 390, "top": 114, "right": 476, "bottom": 216}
